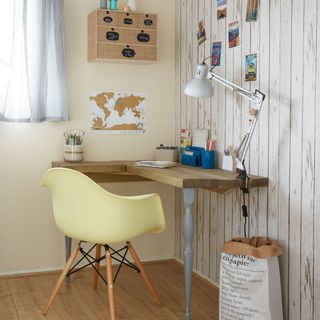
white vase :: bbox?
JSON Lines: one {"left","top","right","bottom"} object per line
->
{"left": 127, "top": 0, "right": 137, "bottom": 12}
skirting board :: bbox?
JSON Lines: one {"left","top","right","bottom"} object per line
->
{"left": 0, "top": 255, "right": 174, "bottom": 279}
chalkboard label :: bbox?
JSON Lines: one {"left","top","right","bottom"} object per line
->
{"left": 106, "top": 31, "right": 119, "bottom": 41}
{"left": 137, "top": 32, "right": 150, "bottom": 43}
{"left": 144, "top": 19, "right": 153, "bottom": 26}
{"left": 103, "top": 16, "right": 113, "bottom": 24}
{"left": 122, "top": 47, "right": 136, "bottom": 58}
{"left": 123, "top": 18, "right": 133, "bottom": 25}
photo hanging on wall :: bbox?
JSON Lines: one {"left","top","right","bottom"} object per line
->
{"left": 228, "top": 21, "right": 240, "bottom": 48}
{"left": 246, "top": 0, "right": 258, "bottom": 22}
{"left": 217, "top": 0, "right": 227, "bottom": 20}
{"left": 211, "top": 41, "right": 222, "bottom": 66}
{"left": 197, "top": 19, "right": 207, "bottom": 46}
{"left": 245, "top": 54, "right": 257, "bottom": 81}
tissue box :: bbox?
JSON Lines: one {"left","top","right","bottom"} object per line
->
{"left": 155, "top": 148, "right": 178, "bottom": 161}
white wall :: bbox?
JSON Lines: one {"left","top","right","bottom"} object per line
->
{"left": 0, "top": 0, "right": 176, "bottom": 275}
{"left": 175, "top": 0, "right": 320, "bottom": 319}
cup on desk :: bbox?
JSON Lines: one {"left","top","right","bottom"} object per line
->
{"left": 201, "top": 150, "right": 215, "bottom": 169}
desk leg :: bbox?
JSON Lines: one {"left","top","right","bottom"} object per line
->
{"left": 183, "top": 188, "right": 195, "bottom": 320}
{"left": 65, "top": 236, "right": 72, "bottom": 286}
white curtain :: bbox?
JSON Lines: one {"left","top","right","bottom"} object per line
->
{"left": 0, "top": 0, "right": 68, "bottom": 122}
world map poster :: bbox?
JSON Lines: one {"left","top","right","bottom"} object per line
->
{"left": 89, "top": 91, "right": 147, "bottom": 134}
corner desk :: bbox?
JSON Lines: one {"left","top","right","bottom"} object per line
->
{"left": 52, "top": 161, "right": 268, "bottom": 320}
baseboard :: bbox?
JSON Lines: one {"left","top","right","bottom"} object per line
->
{"left": 0, "top": 255, "right": 175, "bottom": 279}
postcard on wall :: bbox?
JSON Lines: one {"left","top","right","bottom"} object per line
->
{"left": 197, "top": 20, "right": 207, "bottom": 46}
{"left": 89, "top": 91, "right": 147, "bottom": 134}
{"left": 211, "top": 41, "right": 222, "bottom": 66}
{"left": 246, "top": 0, "right": 258, "bottom": 22}
{"left": 228, "top": 20, "right": 240, "bottom": 48}
{"left": 245, "top": 54, "right": 257, "bottom": 81}
{"left": 217, "top": 0, "right": 227, "bottom": 19}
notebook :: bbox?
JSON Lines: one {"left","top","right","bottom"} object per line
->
{"left": 134, "top": 161, "right": 177, "bottom": 168}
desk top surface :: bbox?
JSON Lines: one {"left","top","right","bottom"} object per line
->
{"left": 52, "top": 161, "right": 268, "bottom": 193}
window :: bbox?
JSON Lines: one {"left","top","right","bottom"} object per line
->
{"left": 0, "top": 0, "right": 68, "bottom": 122}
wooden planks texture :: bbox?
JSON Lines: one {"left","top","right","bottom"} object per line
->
{"left": 0, "top": 261, "right": 219, "bottom": 320}
{"left": 175, "top": 1, "right": 320, "bottom": 319}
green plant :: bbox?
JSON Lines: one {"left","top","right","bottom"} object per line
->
{"left": 64, "top": 131, "right": 83, "bottom": 145}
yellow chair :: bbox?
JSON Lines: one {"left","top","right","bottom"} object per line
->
{"left": 40, "top": 168, "right": 166, "bottom": 319}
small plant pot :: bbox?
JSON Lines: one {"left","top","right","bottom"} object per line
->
{"left": 64, "top": 144, "right": 84, "bottom": 162}
{"left": 63, "top": 129, "right": 85, "bottom": 162}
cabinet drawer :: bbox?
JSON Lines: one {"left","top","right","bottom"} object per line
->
{"left": 118, "top": 12, "right": 138, "bottom": 28}
{"left": 97, "top": 43, "right": 157, "bottom": 61}
{"left": 98, "top": 27, "right": 157, "bottom": 46}
{"left": 98, "top": 27, "right": 129, "bottom": 43}
{"left": 97, "top": 10, "right": 118, "bottom": 26}
{"left": 134, "top": 29, "right": 157, "bottom": 45}
{"left": 137, "top": 13, "right": 157, "bottom": 29}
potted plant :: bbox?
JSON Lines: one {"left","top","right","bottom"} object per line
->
{"left": 63, "top": 129, "right": 85, "bottom": 162}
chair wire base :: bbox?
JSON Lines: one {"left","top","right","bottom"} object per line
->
{"left": 66, "top": 241, "right": 140, "bottom": 286}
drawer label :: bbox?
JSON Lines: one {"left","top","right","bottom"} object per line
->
{"left": 122, "top": 47, "right": 136, "bottom": 58}
{"left": 106, "top": 31, "right": 120, "bottom": 41}
{"left": 123, "top": 17, "right": 133, "bottom": 25}
{"left": 103, "top": 16, "right": 113, "bottom": 24}
{"left": 144, "top": 19, "right": 153, "bottom": 26}
{"left": 137, "top": 32, "right": 150, "bottom": 42}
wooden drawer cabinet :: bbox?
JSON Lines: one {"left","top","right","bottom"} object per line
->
{"left": 88, "top": 9, "right": 158, "bottom": 63}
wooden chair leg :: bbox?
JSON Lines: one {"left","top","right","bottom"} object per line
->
{"left": 93, "top": 244, "right": 101, "bottom": 289}
{"left": 106, "top": 247, "right": 116, "bottom": 320}
{"left": 42, "top": 244, "right": 80, "bottom": 315}
{"left": 127, "top": 241, "right": 162, "bottom": 306}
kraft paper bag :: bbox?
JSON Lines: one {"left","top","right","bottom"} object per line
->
{"left": 219, "top": 237, "right": 283, "bottom": 320}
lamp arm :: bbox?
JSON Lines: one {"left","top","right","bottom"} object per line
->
{"left": 235, "top": 90, "right": 265, "bottom": 171}
{"left": 207, "top": 64, "right": 266, "bottom": 171}
{"left": 209, "top": 69, "right": 253, "bottom": 99}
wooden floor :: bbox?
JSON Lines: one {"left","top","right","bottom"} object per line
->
{"left": 0, "top": 260, "right": 219, "bottom": 320}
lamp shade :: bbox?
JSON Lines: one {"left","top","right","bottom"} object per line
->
{"left": 184, "top": 63, "right": 214, "bottom": 98}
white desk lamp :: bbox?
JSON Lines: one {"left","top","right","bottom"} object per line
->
{"left": 184, "top": 59, "right": 265, "bottom": 190}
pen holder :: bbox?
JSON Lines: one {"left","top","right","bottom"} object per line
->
{"left": 201, "top": 150, "right": 215, "bottom": 169}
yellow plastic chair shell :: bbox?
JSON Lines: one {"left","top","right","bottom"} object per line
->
{"left": 41, "top": 167, "right": 166, "bottom": 319}
{"left": 41, "top": 167, "right": 166, "bottom": 244}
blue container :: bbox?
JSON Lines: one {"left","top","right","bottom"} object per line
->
{"left": 201, "top": 150, "right": 215, "bottom": 169}
{"left": 109, "top": 0, "right": 118, "bottom": 10}
{"left": 100, "top": 0, "right": 107, "bottom": 9}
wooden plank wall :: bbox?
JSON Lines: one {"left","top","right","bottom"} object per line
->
{"left": 174, "top": 0, "right": 320, "bottom": 319}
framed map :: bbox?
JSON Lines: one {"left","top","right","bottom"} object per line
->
{"left": 89, "top": 91, "right": 147, "bottom": 134}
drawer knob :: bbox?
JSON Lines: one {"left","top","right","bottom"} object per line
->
{"left": 106, "top": 31, "right": 119, "bottom": 41}
{"left": 123, "top": 17, "right": 133, "bottom": 25}
{"left": 137, "top": 32, "right": 150, "bottom": 43}
{"left": 144, "top": 18, "right": 153, "bottom": 26}
{"left": 103, "top": 16, "right": 113, "bottom": 23}
{"left": 122, "top": 47, "right": 136, "bottom": 58}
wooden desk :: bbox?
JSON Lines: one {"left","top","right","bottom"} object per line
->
{"left": 52, "top": 161, "right": 268, "bottom": 320}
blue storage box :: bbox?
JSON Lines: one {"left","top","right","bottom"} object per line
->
{"left": 181, "top": 146, "right": 203, "bottom": 167}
